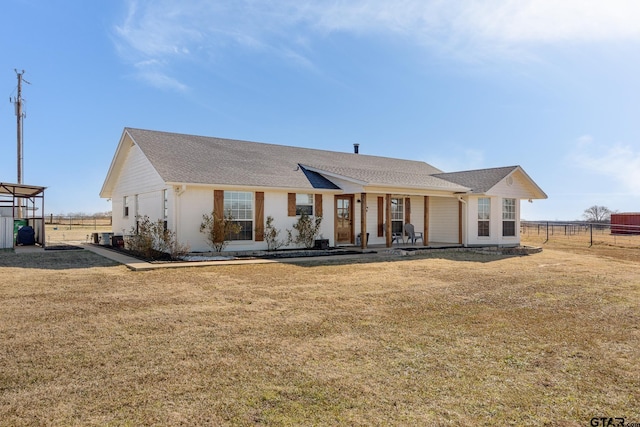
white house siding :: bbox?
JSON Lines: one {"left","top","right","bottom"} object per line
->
{"left": 487, "top": 171, "right": 534, "bottom": 199}
{"left": 175, "top": 187, "right": 213, "bottom": 252}
{"left": 364, "top": 196, "right": 383, "bottom": 245}
{"left": 466, "top": 195, "right": 521, "bottom": 247}
{"left": 266, "top": 190, "right": 334, "bottom": 249}
{"left": 428, "top": 197, "right": 460, "bottom": 244}
{"left": 176, "top": 188, "right": 335, "bottom": 253}
{"left": 483, "top": 173, "right": 527, "bottom": 246}
{"left": 111, "top": 144, "right": 166, "bottom": 236}
{"left": 407, "top": 196, "right": 425, "bottom": 238}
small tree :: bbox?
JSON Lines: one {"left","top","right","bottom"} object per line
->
{"left": 263, "top": 215, "right": 291, "bottom": 251}
{"left": 200, "top": 210, "right": 242, "bottom": 252}
{"left": 582, "top": 205, "right": 613, "bottom": 223}
{"left": 291, "top": 213, "right": 323, "bottom": 249}
{"left": 127, "top": 215, "right": 189, "bottom": 260}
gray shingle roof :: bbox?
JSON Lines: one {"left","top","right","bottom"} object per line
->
{"left": 433, "top": 166, "right": 519, "bottom": 193}
{"left": 125, "top": 128, "right": 468, "bottom": 191}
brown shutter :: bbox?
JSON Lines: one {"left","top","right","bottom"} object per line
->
{"left": 255, "top": 192, "right": 264, "bottom": 241}
{"left": 377, "top": 196, "right": 384, "bottom": 237}
{"left": 405, "top": 197, "right": 411, "bottom": 224}
{"left": 214, "top": 190, "right": 224, "bottom": 218}
{"left": 213, "top": 190, "right": 224, "bottom": 243}
{"left": 288, "top": 193, "right": 296, "bottom": 216}
{"left": 315, "top": 194, "right": 323, "bottom": 217}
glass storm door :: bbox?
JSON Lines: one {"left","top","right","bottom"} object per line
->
{"left": 335, "top": 195, "right": 353, "bottom": 244}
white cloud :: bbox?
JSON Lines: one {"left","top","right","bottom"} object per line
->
{"left": 113, "top": 0, "right": 640, "bottom": 88}
{"left": 573, "top": 136, "right": 640, "bottom": 195}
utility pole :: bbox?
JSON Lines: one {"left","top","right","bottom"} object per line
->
{"left": 11, "top": 69, "right": 30, "bottom": 218}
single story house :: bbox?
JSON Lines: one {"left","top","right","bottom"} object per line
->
{"left": 100, "top": 128, "right": 547, "bottom": 252}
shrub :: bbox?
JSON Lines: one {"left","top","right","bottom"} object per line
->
{"left": 200, "top": 210, "right": 242, "bottom": 252}
{"left": 291, "top": 213, "right": 323, "bottom": 249}
{"left": 263, "top": 216, "right": 291, "bottom": 251}
{"left": 126, "top": 216, "right": 189, "bottom": 260}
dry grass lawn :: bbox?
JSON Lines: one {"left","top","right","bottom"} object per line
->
{"left": 0, "top": 238, "right": 639, "bottom": 426}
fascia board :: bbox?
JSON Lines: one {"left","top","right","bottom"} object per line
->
{"left": 99, "top": 130, "right": 135, "bottom": 198}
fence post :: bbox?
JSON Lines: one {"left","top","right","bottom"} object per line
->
{"left": 590, "top": 223, "right": 593, "bottom": 247}
{"left": 545, "top": 222, "right": 549, "bottom": 243}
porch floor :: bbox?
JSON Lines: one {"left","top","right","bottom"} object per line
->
{"left": 337, "top": 242, "right": 463, "bottom": 251}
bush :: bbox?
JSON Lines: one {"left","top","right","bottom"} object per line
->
{"left": 126, "top": 216, "right": 189, "bottom": 260}
{"left": 263, "top": 216, "right": 291, "bottom": 251}
{"left": 291, "top": 213, "right": 323, "bottom": 249}
{"left": 200, "top": 210, "right": 242, "bottom": 252}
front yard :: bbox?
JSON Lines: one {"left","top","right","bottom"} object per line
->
{"left": 0, "top": 240, "right": 638, "bottom": 425}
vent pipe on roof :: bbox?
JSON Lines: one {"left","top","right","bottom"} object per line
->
{"left": 353, "top": 143, "right": 359, "bottom": 154}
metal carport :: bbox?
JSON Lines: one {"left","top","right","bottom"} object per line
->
{"left": 0, "top": 182, "right": 46, "bottom": 248}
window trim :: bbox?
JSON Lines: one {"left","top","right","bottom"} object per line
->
{"left": 295, "top": 193, "right": 314, "bottom": 216}
{"left": 224, "top": 191, "right": 254, "bottom": 241}
{"left": 502, "top": 198, "right": 516, "bottom": 237}
{"left": 123, "top": 196, "right": 129, "bottom": 218}
{"left": 478, "top": 197, "right": 490, "bottom": 237}
{"left": 390, "top": 197, "right": 404, "bottom": 233}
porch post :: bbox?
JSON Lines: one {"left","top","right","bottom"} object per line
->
{"left": 458, "top": 200, "right": 463, "bottom": 245}
{"left": 360, "top": 193, "right": 367, "bottom": 249}
{"left": 423, "top": 196, "right": 429, "bottom": 246}
{"left": 385, "top": 194, "right": 392, "bottom": 247}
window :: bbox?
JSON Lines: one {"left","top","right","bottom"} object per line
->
{"left": 478, "top": 198, "right": 490, "bottom": 237}
{"left": 123, "top": 196, "right": 129, "bottom": 217}
{"left": 502, "top": 198, "right": 516, "bottom": 237}
{"left": 224, "top": 191, "right": 253, "bottom": 240}
{"left": 296, "top": 194, "right": 314, "bottom": 216}
{"left": 391, "top": 198, "right": 404, "bottom": 233}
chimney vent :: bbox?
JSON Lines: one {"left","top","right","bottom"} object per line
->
{"left": 353, "top": 143, "right": 359, "bottom": 154}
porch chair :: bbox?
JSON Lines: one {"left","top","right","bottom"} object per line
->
{"left": 383, "top": 223, "right": 405, "bottom": 245}
{"left": 404, "top": 223, "right": 423, "bottom": 245}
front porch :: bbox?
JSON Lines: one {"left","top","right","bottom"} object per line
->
{"left": 335, "top": 193, "right": 464, "bottom": 250}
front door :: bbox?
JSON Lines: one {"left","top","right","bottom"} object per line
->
{"left": 335, "top": 195, "right": 353, "bottom": 244}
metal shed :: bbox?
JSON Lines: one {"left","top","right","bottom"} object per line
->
{"left": 610, "top": 212, "right": 640, "bottom": 235}
{"left": 0, "top": 182, "right": 46, "bottom": 248}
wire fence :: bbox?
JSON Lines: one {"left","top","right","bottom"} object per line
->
{"left": 47, "top": 215, "right": 112, "bottom": 229}
{"left": 521, "top": 221, "right": 640, "bottom": 248}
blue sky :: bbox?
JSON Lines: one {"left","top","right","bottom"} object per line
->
{"left": 2, "top": 0, "right": 640, "bottom": 220}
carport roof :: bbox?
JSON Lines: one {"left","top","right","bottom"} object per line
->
{"left": 0, "top": 182, "right": 46, "bottom": 198}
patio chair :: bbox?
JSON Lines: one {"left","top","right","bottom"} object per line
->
{"left": 404, "top": 223, "right": 423, "bottom": 245}
{"left": 391, "top": 231, "right": 404, "bottom": 245}
{"left": 384, "top": 223, "right": 405, "bottom": 245}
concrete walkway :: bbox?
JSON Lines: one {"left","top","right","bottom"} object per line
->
{"left": 81, "top": 243, "right": 377, "bottom": 271}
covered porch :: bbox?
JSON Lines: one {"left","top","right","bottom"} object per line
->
{"left": 334, "top": 192, "right": 465, "bottom": 250}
